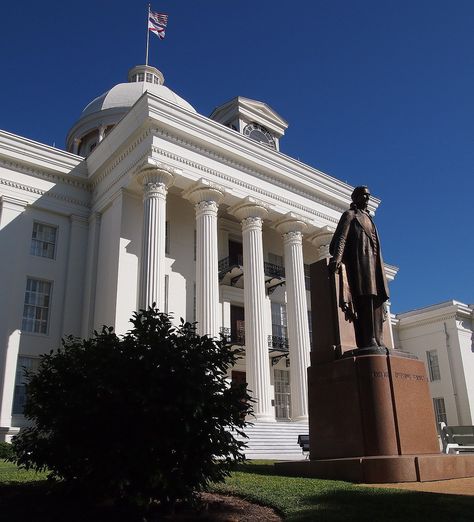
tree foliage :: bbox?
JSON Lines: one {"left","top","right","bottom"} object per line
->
{"left": 11, "top": 308, "right": 252, "bottom": 508}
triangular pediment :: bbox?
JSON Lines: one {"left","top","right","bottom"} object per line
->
{"left": 210, "top": 96, "right": 288, "bottom": 137}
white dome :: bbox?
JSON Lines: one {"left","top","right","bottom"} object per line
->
{"left": 82, "top": 81, "right": 196, "bottom": 117}
{"left": 66, "top": 65, "right": 195, "bottom": 155}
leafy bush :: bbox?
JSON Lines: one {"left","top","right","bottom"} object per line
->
{"left": 0, "top": 441, "right": 14, "bottom": 459}
{"left": 11, "top": 308, "right": 252, "bottom": 508}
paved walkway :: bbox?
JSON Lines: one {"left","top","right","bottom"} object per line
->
{"left": 360, "top": 477, "right": 474, "bottom": 496}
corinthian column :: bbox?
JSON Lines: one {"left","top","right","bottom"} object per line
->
{"left": 184, "top": 179, "right": 225, "bottom": 338}
{"left": 136, "top": 159, "right": 179, "bottom": 310}
{"left": 275, "top": 214, "right": 311, "bottom": 421}
{"left": 230, "top": 197, "right": 274, "bottom": 421}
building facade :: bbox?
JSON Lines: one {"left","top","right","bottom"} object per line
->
{"left": 1, "top": 65, "right": 470, "bottom": 456}
{"left": 394, "top": 301, "right": 474, "bottom": 429}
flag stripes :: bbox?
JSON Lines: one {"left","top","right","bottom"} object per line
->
{"left": 149, "top": 10, "right": 168, "bottom": 40}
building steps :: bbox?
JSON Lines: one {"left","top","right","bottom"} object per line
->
{"left": 235, "top": 421, "right": 309, "bottom": 461}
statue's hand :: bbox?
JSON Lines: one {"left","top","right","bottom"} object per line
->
{"left": 329, "top": 260, "right": 341, "bottom": 274}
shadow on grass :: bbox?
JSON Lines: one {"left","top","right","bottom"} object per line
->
{"left": 0, "top": 482, "right": 153, "bottom": 522}
{"left": 287, "top": 487, "right": 474, "bottom": 522}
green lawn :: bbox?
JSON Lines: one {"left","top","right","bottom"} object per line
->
{"left": 1, "top": 459, "right": 474, "bottom": 521}
{"left": 0, "top": 458, "right": 48, "bottom": 482}
{"left": 212, "top": 461, "right": 474, "bottom": 522}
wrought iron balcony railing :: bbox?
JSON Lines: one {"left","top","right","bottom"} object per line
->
{"left": 220, "top": 327, "right": 289, "bottom": 354}
{"left": 264, "top": 262, "right": 286, "bottom": 279}
{"left": 268, "top": 335, "right": 289, "bottom": 352}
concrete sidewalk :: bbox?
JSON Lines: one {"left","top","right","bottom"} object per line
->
{"left": 361, "top": 477, "right": 474, "bottom": 496}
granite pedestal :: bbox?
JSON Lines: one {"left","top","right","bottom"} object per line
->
{"left": 275, "top": 259, "right": 474, "bottom": 482}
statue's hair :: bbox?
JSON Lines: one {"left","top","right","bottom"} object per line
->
{"left": 351, "top": 186, "right": 369, "bottom": 202}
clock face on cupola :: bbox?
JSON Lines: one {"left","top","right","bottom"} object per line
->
{"left": 243, "top": 122, "right": 276, "bottom": 149}
{"left": 209, "top": 96, "right": 288, "bottom": 153}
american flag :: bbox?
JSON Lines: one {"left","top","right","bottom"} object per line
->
{"left": 148, "top": 10, "right": 168, "bottom": 40}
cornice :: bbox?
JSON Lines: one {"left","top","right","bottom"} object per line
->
{"left": 145, "top": 96, "right": 361, "bottom": 212}
{"left": 397, "top": 301, "right": 473, "bottom": 324}
{"left": 0, "top": 130, "right": 86, "bottom": 176}
{"left": 0, "top": 177, "right": 90, "bottom": 209}
{"left": 0, "top": 157, "right": 90, "bottom": 192}
{"left": 396, "top": 302, "right": 473, "bottom": 330}
{"left": 151, "top": 143, "right": 340, "bottom": 226}
{"left": 397, "top": 312, "right": 458, "bottom": 330}
{"left": 384, "top": 264, "right": 399, "bottom": 282}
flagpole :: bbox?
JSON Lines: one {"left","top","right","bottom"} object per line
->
{"left": 145, "top": 3, "right": 151, "bottom": 66}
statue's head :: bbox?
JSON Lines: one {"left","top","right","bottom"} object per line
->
{"left": 351, "top": 186, "right": 370, "bottom": 210}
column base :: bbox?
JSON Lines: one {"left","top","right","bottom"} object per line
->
{"left": 0, "top": 426, "right": 20, "bottom": 442}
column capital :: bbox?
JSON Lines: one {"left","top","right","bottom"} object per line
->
{"left": 183, "top": 178, "right": 226, "bottom": 206}
{"left": 274, "top": 212, "right": 309, "bottom": 235}
{"left": 228, "top": 196, "right": 270, "bottom": 222}
{"left": 282, "top": 230, "right": 304, "bottom": 246}
{"left": 308, "top": 225, "right": 335, "bottom": 261}
{"left": 136, "top": 157, "right": 181, "bottom": 195}
{"left": 308, "top": 225, "right": 335, "bottom": 249}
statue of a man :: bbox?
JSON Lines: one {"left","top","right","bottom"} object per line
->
{"left": 329, "top": 186, "right": 389, "bottom": 350}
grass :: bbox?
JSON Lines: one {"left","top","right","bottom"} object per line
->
{"left": 1, "top": 459, "right": 474, "bottom": 521}
{"left": 211, "top": 461, "right": 474, "bottom": 521}
{"left": 0, "top": 458, "right": 48, "bottom": 482}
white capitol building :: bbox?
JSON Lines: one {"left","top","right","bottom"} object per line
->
{"left": 0, "top": 65, "right": 472, "bottom": 456}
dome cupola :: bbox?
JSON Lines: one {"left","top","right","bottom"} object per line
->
{"left": 66, "top": 65, "right": 195, "bottom": 156}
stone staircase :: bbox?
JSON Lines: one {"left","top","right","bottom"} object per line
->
{"left": 235, "top": 421, "right": 309, "bottom": 461}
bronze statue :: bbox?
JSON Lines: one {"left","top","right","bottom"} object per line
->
{"left": 329, "top": 186, "right": 389, "bottom": 350}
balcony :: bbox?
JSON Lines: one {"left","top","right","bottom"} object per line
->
{"left": 268, "top": 335, "right": 289, "bottom": 353}
{"left": 220, "top": 325, "right": 289, "bottom": 357}
{"left": 218, "top": 256, "right": 286, "bottom": 293}
{"left": 218, "top": 256, "right": 244, "bottom": 287}
{"left": 264, "top": 262, "right": 286, "bottom": 294}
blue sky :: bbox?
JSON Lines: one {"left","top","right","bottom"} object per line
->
{"left": 1, "top": 1, "right": 472, "bottom": 313}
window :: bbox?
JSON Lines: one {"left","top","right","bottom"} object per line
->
{"left": 12, "top": 356, "right": 39, "bottom": 414}
{"left": 22, "top": 278, "right": 52, "bottom": 334}
{"left": 137, "top": 72, "right": 144, "bottom": 81}
{"left": 146, "top": 72, "right": 153, "bottom": 83}
{"left": 274, "top": 369, "right": 291, "bottom": 419}
{"left": 30, "top": 222, "right": 57, "bottom": 259}
{"left": 433, "top": 397, "right": 447, "bottom": 428}
{"left": 427, "top": 350, "right": 441, "bottom": 381}
{"left": 271, "top": 302, "right": 288, "bottom": 339}
{"left": 165, "top": 221, "right": 170, "bottom": 255}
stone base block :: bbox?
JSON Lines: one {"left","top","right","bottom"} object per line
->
{"left": 275, "top": 454, "right": 474, "bottom": 483}
{"left": 0, "top": 426, "right": 20, "bottom": 443}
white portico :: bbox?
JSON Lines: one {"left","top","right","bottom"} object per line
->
{"left": 0, "top": 64, "right": 389, "bottom": 454}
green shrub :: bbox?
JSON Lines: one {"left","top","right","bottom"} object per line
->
{"left": 11, "top": 308, "right": 252, "bottom": 509}
{"left": 0, "top": 441, "right": 14, "bottom": 459}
